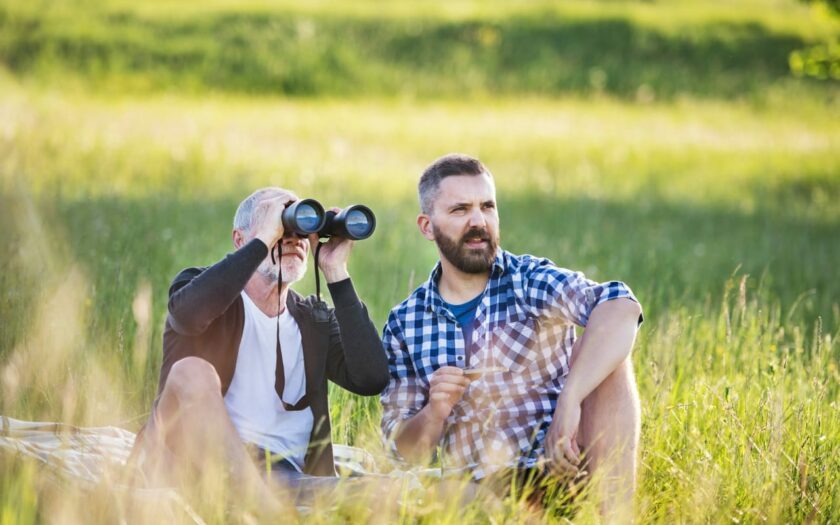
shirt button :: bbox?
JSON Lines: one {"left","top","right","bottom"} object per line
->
{"left": 456, "top": 356, "right": 464, "bottom": 361}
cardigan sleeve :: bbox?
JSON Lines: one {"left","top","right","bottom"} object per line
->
{"left": 167, "top": 238, "right": 268, "bottom": 336}
{"left": 323, "top": 278, "right": 390, "bottom": 395}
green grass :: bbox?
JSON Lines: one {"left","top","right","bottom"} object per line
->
{"left": 2, "top": 0, "right": 840, "bottom": 523}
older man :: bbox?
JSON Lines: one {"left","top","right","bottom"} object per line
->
{"left": 381, "top": 154, "right": 643, "bottom": 517}
{"left": 132, "top": 187, "right": 388, "bottom": 512}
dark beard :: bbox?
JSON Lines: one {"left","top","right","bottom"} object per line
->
{"left": 434, "top": 226, "right": 498, "bottom": 274}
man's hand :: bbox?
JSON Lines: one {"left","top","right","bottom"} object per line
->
{"left": 427, "top": 366, "right": 471, "bottom": 422}
{"left": 543, "top": 299, "right": 641, "bottom": 477}
{"left": 252, "top": 196, "right": 288, "bottom": 249}
{"left": 544, "top": 391, "right": 582, "bottom": 477}
{"left": 307, "top": 207, "right": 353, "bottom": 283}
{"left": 394, "top": 366, "right": 470, "bottom": 462}
{"left": 393, "top": 366, "right": 471, "bottom": 463}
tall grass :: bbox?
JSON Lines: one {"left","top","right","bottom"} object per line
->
{"left": 2, "top": 77, "right": 838, "bottom": 522}
{"left": 1, "top": 0, "right": 839, "bottom": 522}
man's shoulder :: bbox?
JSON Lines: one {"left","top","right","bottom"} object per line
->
{"left": 500, "top": 250, "right": 558, "bottom": 277}
{"left": 388, "top": 282, "right": 430, "bottom": 321}
{"left": 172, "top": 266, "right": 206, "bottom": 280}
{"left": 168, "top": 266, "right": 207, "bottom": 295}
{"left": 496, "top": 251, "right": 586, "bottom": 296}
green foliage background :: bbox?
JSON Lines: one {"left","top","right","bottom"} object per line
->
{"left": 0, "top": 0, "right": 838, "bottom": 523}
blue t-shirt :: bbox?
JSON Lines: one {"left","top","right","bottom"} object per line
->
{"left": 444, "top": 293, "right": 483, "bottom": 357}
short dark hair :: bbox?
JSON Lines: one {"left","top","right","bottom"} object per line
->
{"left": 418, "top": 153, "right": 491, "bottom": 214}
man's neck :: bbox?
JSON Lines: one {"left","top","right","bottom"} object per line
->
{"left": 437, "top": 257, "right": 490, "bottom": 305}
{"left": 243, "top": 273, "right": 290, "bottom": 317}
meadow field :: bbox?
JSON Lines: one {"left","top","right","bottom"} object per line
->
{"left": 1, "top": 0, "right": 839, "bottom": 523}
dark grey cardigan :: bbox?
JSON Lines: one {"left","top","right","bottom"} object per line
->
{"left": 152, "top": 238, "right": 388, "bottom": 476}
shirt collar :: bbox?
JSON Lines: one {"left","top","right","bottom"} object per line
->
{"left": 423, "top": 250, "right": 506, "bottom": 314}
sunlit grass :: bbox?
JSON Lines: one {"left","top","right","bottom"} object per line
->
{"left": 2, "top": 78, "right": 837, "bottom": 210}
{"left": 2, "top": 77, "right": 838, "bottom": 522}
{"left": 1, "top": 0, "right": 839, "bottom": 519}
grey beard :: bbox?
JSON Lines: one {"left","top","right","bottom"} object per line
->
{"left": 257, "top": 258, "right": 305, "bottom": 284}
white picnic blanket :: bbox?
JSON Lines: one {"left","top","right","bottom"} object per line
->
{"left": 0, "top": 416, "right": 139, "bottom": 485}
{"left": 0, "top": 415, "right": 419, "bottom": 522}
{"left": 0, "top": 415, "right": 380, "bottom": 483}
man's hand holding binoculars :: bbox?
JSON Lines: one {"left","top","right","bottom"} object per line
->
{"left": 307, "top": 207, "right": 352, "bottom": 284}
{"left": 251, "top": 195, "right": 291, "bottom": 249}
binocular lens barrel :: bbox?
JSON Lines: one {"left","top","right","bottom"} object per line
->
{"left": 282, "top": 199, "right": 326, "bottom": 235}
{"left": 323, "top": 205, "right": 377, "bottom": 240}
{"left": 281, "top": 199, "right": 376, "bottom": 240}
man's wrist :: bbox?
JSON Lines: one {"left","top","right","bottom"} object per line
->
{"left": 415, "top": 406, "right": 446, "bottom": 454}
{"left": 322, "top": 266, "right": 350, "bottom": 283}
{"left": 254, "top": 232, "right": 278, "bottom": 250}
{"left": 419, "top": 403, "right": 448, "bottom": 428}
{"left": 558, "top": 386, "right": 583, "bottom": 408}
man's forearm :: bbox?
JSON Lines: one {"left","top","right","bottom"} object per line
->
{"left": 393, "top": 405, "right": 446, "bottom": 464}
{"left": 562, "top": 298, "right": 641, "bottom": 404}
{"left": 325, "top": 279, "right": 389, "bottom": 395}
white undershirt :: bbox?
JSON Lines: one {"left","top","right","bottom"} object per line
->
{"left": 223, "top": 291, "right": 313, "bottom": 471}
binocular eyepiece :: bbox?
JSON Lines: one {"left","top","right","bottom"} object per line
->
{"left": 282, "top": 199, "right": 376, "bottom": 241}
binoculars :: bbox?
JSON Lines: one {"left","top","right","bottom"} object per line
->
{"left": 282, "top": 199, "right": 376, "bottom": 240}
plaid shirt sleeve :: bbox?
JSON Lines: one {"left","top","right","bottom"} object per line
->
{"left": 380, "top": 310, "right": 427, "bottom": 450}
{"left": 520, "top": 257, "right": 642, "bottom": 327}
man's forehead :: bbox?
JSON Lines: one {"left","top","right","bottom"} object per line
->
{"left": 437, "top": 173, "right": 495, "bottom": 202}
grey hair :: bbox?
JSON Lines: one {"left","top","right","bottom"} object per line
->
{"left": 233, "top": 187, "right": 285, "bottom": 233}
{"left": 418, "top": 153, "right": 491, "bottom": 214}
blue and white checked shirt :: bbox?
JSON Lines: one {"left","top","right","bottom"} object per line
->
{"left": 380, "top": 249, "right": 641, "bottom": 479}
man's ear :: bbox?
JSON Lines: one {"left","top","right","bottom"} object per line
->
{"left": 232, "top": 229, "right": 246, "bottom": 249}
{"left": 417, "top": 214, "right": 435, "bottom": 241}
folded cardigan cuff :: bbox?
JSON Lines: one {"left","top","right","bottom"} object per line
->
{"left": 327, "top": 278, "right": 360, "bottom": 308}
{"left": 245, "top": 237, "right": 270, "bottom": 260}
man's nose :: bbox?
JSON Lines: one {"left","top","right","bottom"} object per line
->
{"left": 282, "top": 234, "right": 303, "bottom": 245}
{"left": 467, "top": 207, "right": 487, "bottom": 228}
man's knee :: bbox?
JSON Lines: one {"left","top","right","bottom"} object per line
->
{"left": 580, "top": 358, "right": 641, "bottom": 446}
{"left": 589, "top": 358, "right": 639, "bottom": 411}
{"left": 164, "top": 357, "right": 222, "bottom": 405}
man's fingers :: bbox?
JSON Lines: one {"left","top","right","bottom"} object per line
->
{"left": 431, "top": 386, "right": 467, "bottom": 406}
{"left": 430, "top": 378, "right": 470, "bottom": 389}
{"left": 431, "top": 383, "right": 466, "bottom": 394}
{"left": 549, "top": 444, "right": 580, "bottom": 476}
{"left": 252, "top": 196, "right": 288, "bottom": 241}
{"left": 561, "top": 436, "right": 581, "bottom": 466}
{"left": 430, "top": 371, "right": 470, "bottom": 388}
{"left": 430, "top": 392, "right": 463, "bottom": 404}
{"left": 543, "top": 435, "right": 555, "bottom": 461}
{"left": 433, "top": 367, "right": 470, "bottom": 385}
{"left": 547, "top": 450, "right": 578, "bottom": 477}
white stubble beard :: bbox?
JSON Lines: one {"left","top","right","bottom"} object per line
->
{"left": 256, "top": 255, "right": 306, "bottom": 284}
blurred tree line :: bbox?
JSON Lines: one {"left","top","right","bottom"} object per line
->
{"left": 792, "top": 0, "right": 840, "bottom": 79}
{"left": 803, "top": 0, "right": 839, "bottom": 13}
